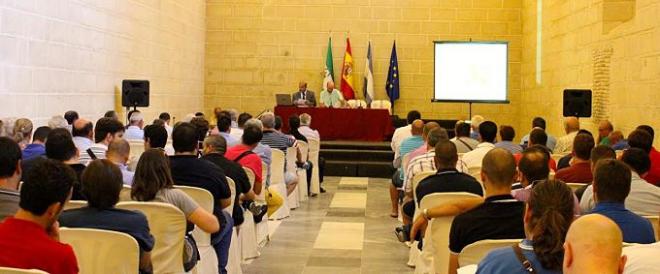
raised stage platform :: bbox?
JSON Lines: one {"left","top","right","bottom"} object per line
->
{"left": 321, "top": 141, "right": 395, "bottom": 178}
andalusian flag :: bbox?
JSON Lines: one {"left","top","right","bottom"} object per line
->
{"left": 323, "top": 37, "right": 334, "bottom": 90}
{"left": 340, "top": 37, "right": 356, "bottom": 100}
{"left": 362, "top": 42, "right": 374, "bottom": 105}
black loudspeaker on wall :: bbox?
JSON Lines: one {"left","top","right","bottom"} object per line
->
{"left": 121, "top": 80, "right": 150, "bottom": 107}
{"left": 563, "top": 89, "right": 592, "bottom": 118}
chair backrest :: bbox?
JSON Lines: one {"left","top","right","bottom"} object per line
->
{"left": 259, "top": 162, "right": 268, "bottom": 201}
{"left": 298, "top": 141, "right": 309, "bottom": 162}
{"left": 419, "top": 192, "right": 482, "bottom": 273}
{"left": 467, "top": 166, "right": 482, "bottom": 181}
{"left": 270, "top": 149, "right": 286, "bottom": 185}
{"left": 115, "top": 201, "right": 186, "bottom": 274}
{"left": 174, "top": 185, "right": 214, "bottom": 246}
{"left": 119, "top": 185, "right": 132, "bottom": 202}
{"left": 458, "top": 239, "right": 523, "bottom": 267}
{"left": 225, "top": 176, "right": 236, "bottom": 217}
{"left": 566, "top": 183, "right": 587, "bottom": 193}
{"left": 63, "top": 200, "right": 88, "bottom": 211}
{"left": 411, "top": 171, "right": 437, "bottom": 204}
{"left": 285, "top": 146, "right": 297, "bottom": 172}
{"left": 371, "top": 100, "right": 392, "bottom": 113}
{"left": 347, "top": 99, "right": 367, "bottom": 108}
{"left": 59, "top": 228, "right": 140, "bottom": 274}
{"left": 0, "top": 267, "right": 48, "bottom": 274}
{"left": 128, "top": 141, "right": 145, "bottom": 160}
{"left": 643, "top": 215, "right": 659, "bottom": 240}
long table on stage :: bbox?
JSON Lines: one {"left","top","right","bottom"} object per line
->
{"left": 274, "top": 106, "right": 394, "bottom": 141}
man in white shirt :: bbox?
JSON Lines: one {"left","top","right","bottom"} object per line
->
{"left": 298, "top": 113, "right": 320, "bottom": 140}
{"left": 391, "top": 110, "right": 421, "bottom": 165}
{"left": 581, "top": 148, "right": 660, "bottom": 216}
{"left": 79, "top": 117, "right": 125, "bottom": 165}
{"left": 71, "top": 119, "right": 94, "bottom": 153}
{"left": 159, "top": 112, "right": 173, "bottom": 137}
{"left": 124, "top": 111, "right": 145, "bottom": 140}
{"left": 554, "top": 116, "right": 580, "bottom": 155}
{"left": 461, "top": 121, "right": 497, "bottom": 168}
{"left": 622, "top": 241, "right": 660, "bottom": 274}
{"left": 214, "top": 111, "right": 240, "bottom": 147}
{"left": 230, "top": 112, "right": 251, "bottom": 141}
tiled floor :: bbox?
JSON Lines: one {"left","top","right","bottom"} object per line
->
{"left": 242, "top": 176, "right": 413, "bottom": 274}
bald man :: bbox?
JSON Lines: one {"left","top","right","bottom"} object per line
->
{"left": 554, "top": 116, "right": 580, "bottom": 155}
{"left": 404, "top": 122, "right": 441, "bottom": 169}
{"left": 319, "top": 81, "right": 344, "bottom": 108}
{"left": 598, "top": 120, "right": 614, "bottom": 145}
{"left": 390, "top": 119, "right": 425, "bottom": 218}
{"left": 106, "top": 139, "right": 134, "bottom": 185}
{"left": 447, "top": 148, "right": 525, "bottom": 274}
{"left": 292, "top": 81, "right": 316, "bottom": 107}
{"left": 563, "top": 214, "right": 627, "bottom": 274}
{"left": 71, "top": 118, "right": 94, "bottom": 154}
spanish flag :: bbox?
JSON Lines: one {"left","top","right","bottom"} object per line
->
{"left": 340, "top": 38, "right": 356, "bottom": 100}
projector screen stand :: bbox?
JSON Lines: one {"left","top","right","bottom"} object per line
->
{"left": 468, "top": 102, "right": 472, "bottom": 120}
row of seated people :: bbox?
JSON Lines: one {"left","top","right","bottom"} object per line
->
{"left": 0, "top": 108, "right": 324, "bottom": 274}
{"left": 389, "top": 111, "right": 660, "bottom": 274}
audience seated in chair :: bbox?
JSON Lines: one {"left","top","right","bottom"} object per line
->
{"left": 609, "top": 130, "right": 629, "bottom": 151}
{"left": 554, "top": 117, "right": 580, "bottom": 156}
{"left": 59, "top": 159, "right": 154, "bottom": 274}
{"left": 298, "top": 113, "right": 320, "bottom": 141}
{"left": 469, "top": 115, "right": 485, "bottom": 140}
{"left": 462, "top": 121, "right": 498, "bottom": 169}
{"left": 0, "top": 137, "right": 22, "bottom": 221}
{"left": 0, "top": 159, "right": 79, "bottom": 274}
{"left": 203, "top": 135, "right": 259, "bottom": 226}
{"left": 631, "top": 125, "right": 660, "bottom": 185}
{"left": 598, "top": 120, "right": 614, "bottom": 146}
{"left": 512, "top": 145, "right": 580, "bottom": 215}
{"left": 451, "top": 121, "right": 479, "bottom": 154}
{"left": 131, "top": 149, "right": 220, "bottom": 271}
{"left": 520, "top": 117, "right": 557, "bottom": 151}
{"left": 125, "top": 111, "right": 145, "bottom": 141}
{"left": 211, "top": 111, "right": 240, "bottom": 147}
{"left": 42, "top": 128, "right": 86, "bottom": 200}
{"left": 477, "top": 180, "right": 575, "bottom": 274}
{"left": 391, "top": 110, "right": 421, "bottom": 163}
{"left": 622, "top": 218, "right": 660, "bottom": 274}
{"left": 587, "top": 159, "right": 655, "bottom": 244}
{"left": 168, "top": 123, "right": 232, "bottom": 274}
{"left": 581, "top": 148, "right": 660, "bottom": 216}
{"left": 513, "top": 130, "right": 557, "bottom": 171}
{"left": 260, "top": 113, "right": 300, "bottom": 194}
{"left": 22, "top": 126, "right": 50, "bottom": 162}
{"left": 71, "top": 119, "right": 94, "bottom": 156}
{"left": 229, "top": 112, "right": 250, "bottom": 141}
{"left": 106, "top": 139, "right": 134, "bottom": 186}
{"left": 555, "top": 133, "right": 595, "bottom": 184}
{"left": 494, "top": 125, "right": 522, "bottom": 155}
{"left": 404, "top": 122, "right": 441, "bottom": 170}
{"left": 390, "top": 119, "right": 424, "bottom": 218}
{"left": 562, "top": 214, "right": 627, "bottom": 274}
{"left": 158, "top": 112, "right": 173, "bottom": 136}
{"left": 143, "top": 124, "right": 173, "bottom": 155}
{"left": 79, "top": 117, "right": 125, "bottom": 165}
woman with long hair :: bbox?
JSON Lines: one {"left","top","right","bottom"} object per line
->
{"left": 476, "top": 180, "right": 575, "bottom": 274}
{"left": 12, "top": 118, "right": 33, "bottom": 149}
{"left": 131, "top": 149, "right": 220, "bottom": 271}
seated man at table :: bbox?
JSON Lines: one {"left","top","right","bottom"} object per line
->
{"left": 319, "top": 81, "right": 344, "bottom": 108}
{"left": 292, "top": 81, "right": 316, "bottom": 107}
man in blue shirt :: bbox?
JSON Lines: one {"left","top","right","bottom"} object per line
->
{"left": 390, "top": 119, "right": 424, "bottom": 218}
{"left": 590, "top": 159, "right": 655, "bottom": 243}
{"left": 21, "top": 126, "right": 50, "bottom": 161}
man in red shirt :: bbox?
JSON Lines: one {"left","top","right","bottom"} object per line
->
{"left": 555, "top": 133, "right": 595, "bottom": 184}
{"left": 634, "top": 125, "right": 660, "bottom": 185}
{"left": 225, "top": 125, "right": 264, "bottom": 192}
{"left": 0, "top": 159, "right": 78, "bottom": 274}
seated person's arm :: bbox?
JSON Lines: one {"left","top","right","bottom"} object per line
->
{"left": 449, "top": 254, "right": 459, "bottom": 274}
{"left": 241, "top": 189, "right": 256, "bottom": 201}
{"left": 139, "top": 251, "right": 153, "bottom": 274}
{"left": 188, "top": 207, "right": 220, "bottom": 233}
{"left": 220, "top": 197, "right": 231, "bottom": 209}
{"left": 296, "top": 146, "right": 303, "bottom": 163}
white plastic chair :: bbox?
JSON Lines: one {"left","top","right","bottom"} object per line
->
{"left": 297, "top": 141, "right": 309, "bottom": 201}
{"left": 115, "top": 202, "right": 186, "bottom": 274}
{"left": 566, "top": 183, "right": 587, "bottom": 193}
{"left": 174, "top": 186, "right": 219, "bottom": 274}
{"left": 128, "top": 141, "right": 145, "bottom": 161}
{"left": 347, "top": 99, "right": 367, "bottom": 108}
{"left": 256, "top": 162, "right": 270, "bottom": 246}
{"left": 370, "top": 100, "right": 392, "bottom": 114}
{"left": 307, "top": 138, "right": 321, "bottom": 195}
{"left": 643, "top": 215, "right": 659, "bottom": 240}
{"left": 63, "top": 200, "right": 88, "bottom": 211}
{"left": 269, "top": 149, "right": 290, "bottom": 220}
{"left": 0, "top": 267, "right": 48, "bottom": 274}
{"left": 224, "top": 177, "right": 243, "bottom": 274}
{"left": 458, "top": 239, "right": 523, "bottom": 267}
{"left": 411, "top": 171, "right": 436, "bottom": 204}
{"left": 239, "top": 167, "right": 260, "bottom": 262}
{"left": 419, "top": 192, "right": 482, "bottom": 274}
{"left": 285, "top": 146, "right": 300, "bottom": 209}
{"left": 59, "top": 228, "right": 140, "bottom": 274}
{"left": 467, "top": 166, "right": 482, "bottom": 182}
{"left": 119, "top": 185, "right": 132, "bottom": 201}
